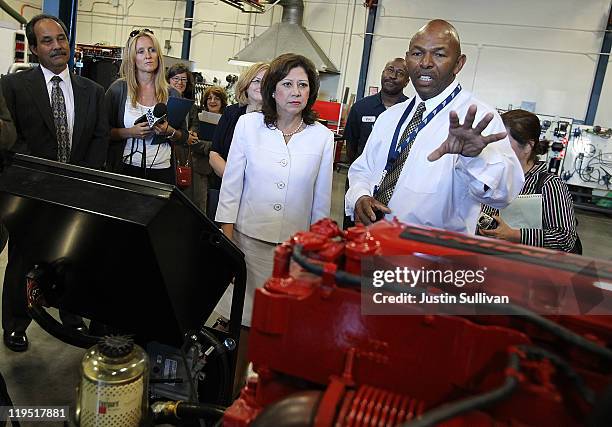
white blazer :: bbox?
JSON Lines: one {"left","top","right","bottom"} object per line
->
{"left": 216, "top": 112, "right": 335, "bottom": 243}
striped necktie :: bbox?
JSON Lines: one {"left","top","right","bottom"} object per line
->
{"left": 374, "top": 102, "right": 426, "bottom": 206}
{"left": 51, "top": 75, "right": 70, "bottom": 163}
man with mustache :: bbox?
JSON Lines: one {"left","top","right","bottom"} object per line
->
{"left": 0, "top": 14, "right": 108, "bottom": 351}
{"left": 346, "top": 20, "right": 523, "bottom": 233}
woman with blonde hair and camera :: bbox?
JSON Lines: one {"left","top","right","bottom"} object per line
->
{"left": 105, "top": 29, "right": 186, "bottom": 183}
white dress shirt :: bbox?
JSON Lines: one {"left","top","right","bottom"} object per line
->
{"left": 40, "top": 65, "right": 74, "bottom": 146}
{"left": 216, "top": 112, "right": 335, "bottom": 243}
{"left": 346, "top": 81, "right": 524, "bottom": 234}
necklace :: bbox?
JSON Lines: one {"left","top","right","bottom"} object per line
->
{"left": 277, "top": 118, "right": 304, "bottom": 138}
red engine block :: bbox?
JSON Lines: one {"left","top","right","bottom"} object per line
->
{"left": 223, "top": 219, "right": 612, "bottom": 427}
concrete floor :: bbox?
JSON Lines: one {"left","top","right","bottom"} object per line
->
{"left": 0, "top": 169, "right": 611, "bottom": 427}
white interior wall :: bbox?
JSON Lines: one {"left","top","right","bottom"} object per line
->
{"left": 66, "top": 0, "right": 612, "bottom": 125}
{"left": 362, "top": 0, "right": 611, "bottom": 124}
{"left": 74, "top": 0, "right": 362, "bottom": 98}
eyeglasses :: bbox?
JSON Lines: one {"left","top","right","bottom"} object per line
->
{"left": 129, "top": 28, "right": 154, "bottom": 38}
{"left": 170, "top": 77, "right": 188, "bottom": 83}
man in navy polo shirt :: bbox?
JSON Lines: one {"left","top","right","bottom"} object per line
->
{"left": 343, "top": 58, "right": 409, "bottom": 228}
{"left": 344, "top": 58, "right": 410, "bottom": 165}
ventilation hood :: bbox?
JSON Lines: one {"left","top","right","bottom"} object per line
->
{"left": 229, "top": 0, "right": 339, "bottom": 74}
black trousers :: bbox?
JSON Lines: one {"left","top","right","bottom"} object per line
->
{"left": 0, "top": 367, "right": 18, "bottom": 426}
{"left": 121, "top": 163, "right": 175, "bottom": 185}
{"left": 343, "top": 175, "right": 355, "bottom": 229}
{"left": 2, "top": 240, "right": 83, "bottom": 334}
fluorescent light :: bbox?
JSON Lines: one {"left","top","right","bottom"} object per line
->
{"left": 593, "top": 281, "right": 612, "bottom": 292}
{"left": 228, "top": 58, "right": 256, "bottom": 67}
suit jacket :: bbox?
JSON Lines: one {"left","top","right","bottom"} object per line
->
{"left": 1, "top": 66, "right": 108, "bottom": 168}
{"left": 0, "top": 87, "right": 17, "bottom": 150}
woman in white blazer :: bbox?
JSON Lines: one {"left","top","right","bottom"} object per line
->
{"left": 215, "top": 53, "right": 334, "bottom": 394}
{"left": 215, "top": 53, "right": 334, "bottom": 329}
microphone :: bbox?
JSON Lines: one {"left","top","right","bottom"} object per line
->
{"left": 134, "top": 103, "right": 168, "bottom": 127}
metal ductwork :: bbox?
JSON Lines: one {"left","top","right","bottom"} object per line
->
{"left": 7, "top": 63, "right": 37, "bottom": 74}
{"left": 0, "top": 0, "right": 27, "bottom": 26}
{"left": 229, "top": 0, "right": 339, "bottom": 74}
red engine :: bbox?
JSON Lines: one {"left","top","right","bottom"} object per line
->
{"left": 223, "top": 219, "right": 612, "bottom": 427}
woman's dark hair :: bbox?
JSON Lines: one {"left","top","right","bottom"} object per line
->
{"left": 166, "top": 63, "right": 194, "bottom": 99}
{"left": 501, "top": 109, "right": 549, "bottom": 162}
{"left": 203, "top": 86, "right": 228, "bottom": 113}
{"left": 261, "top": 53, "right": 320, "bottom": 127}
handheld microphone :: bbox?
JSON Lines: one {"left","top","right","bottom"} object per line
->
{"left": 134, "top": 103, "right": 168, "bottom": 127}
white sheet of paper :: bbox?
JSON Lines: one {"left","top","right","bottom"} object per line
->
{"left": 500, "top": 194, "right": 543, "bottom": 229}
{"left": 198, "top": 111, "right": 221, "bottom": 125}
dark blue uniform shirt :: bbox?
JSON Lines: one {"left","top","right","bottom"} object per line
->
{"left": 343, "top": 92, "right": 408, "bottom": 163}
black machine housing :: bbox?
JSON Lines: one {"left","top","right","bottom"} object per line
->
{"left": 0, "top": 154, "right": 246, "bottom": 405}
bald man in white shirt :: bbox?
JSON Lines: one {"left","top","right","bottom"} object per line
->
{"left": 346, "top": 20, "right": 523, "bottom": 234}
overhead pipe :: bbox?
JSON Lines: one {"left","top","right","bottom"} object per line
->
{"left": 8, "top": 63, "right": 37, "bottom": 74}
{"left": 0, "top": 0, "right": 27, "bottom": 26}
{"left": 280, "top": 0, "right": 304, "bottom": 25}
{"left": 21, "top": 4, "right": 41, "bottom": 16}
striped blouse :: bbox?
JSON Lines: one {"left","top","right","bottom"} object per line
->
{"left": 481, "top": 161, "right": 578, "bottom": 252}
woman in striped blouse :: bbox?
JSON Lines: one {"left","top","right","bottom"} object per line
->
{"left": 479, "top": 109, "right": 579, "bottom": 253}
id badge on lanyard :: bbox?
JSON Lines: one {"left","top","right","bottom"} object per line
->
{"left": 374, "top": 84, "right": 462, "bottom": 195}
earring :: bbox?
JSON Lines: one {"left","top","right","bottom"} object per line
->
{"left": 272, "top": 92, "right": 275, "bottom": 98}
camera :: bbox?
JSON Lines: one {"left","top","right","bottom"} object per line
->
{"left": 477, "top": 212, "right": 498, "bottom": 230}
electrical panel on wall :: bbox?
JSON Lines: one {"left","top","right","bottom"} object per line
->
{"left": 536, "top": 114, "right": 573, "bottom": 176}
{"left": 561, "top": 125, "right": 612, "bottom": 191}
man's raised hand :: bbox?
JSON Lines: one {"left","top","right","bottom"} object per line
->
{"left": 427, "top": 105, "right": 507, "bottom": 162}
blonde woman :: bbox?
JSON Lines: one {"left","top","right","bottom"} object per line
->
{"left": 209, "top": 62, "right": 269, "bottom": 188}
{"left": 105, "top": 29, "right": 186, "bottom": 183}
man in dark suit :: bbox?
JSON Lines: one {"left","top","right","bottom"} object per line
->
{"left": 1, "top": 14, "right": 108, "bottom": 351}
{"left": 0, "top": 87, "right": 17, "bottom": 265}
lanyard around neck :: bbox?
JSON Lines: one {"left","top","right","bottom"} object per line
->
{"left": 384, "top": 84, "right": 462, "bottom": 172}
